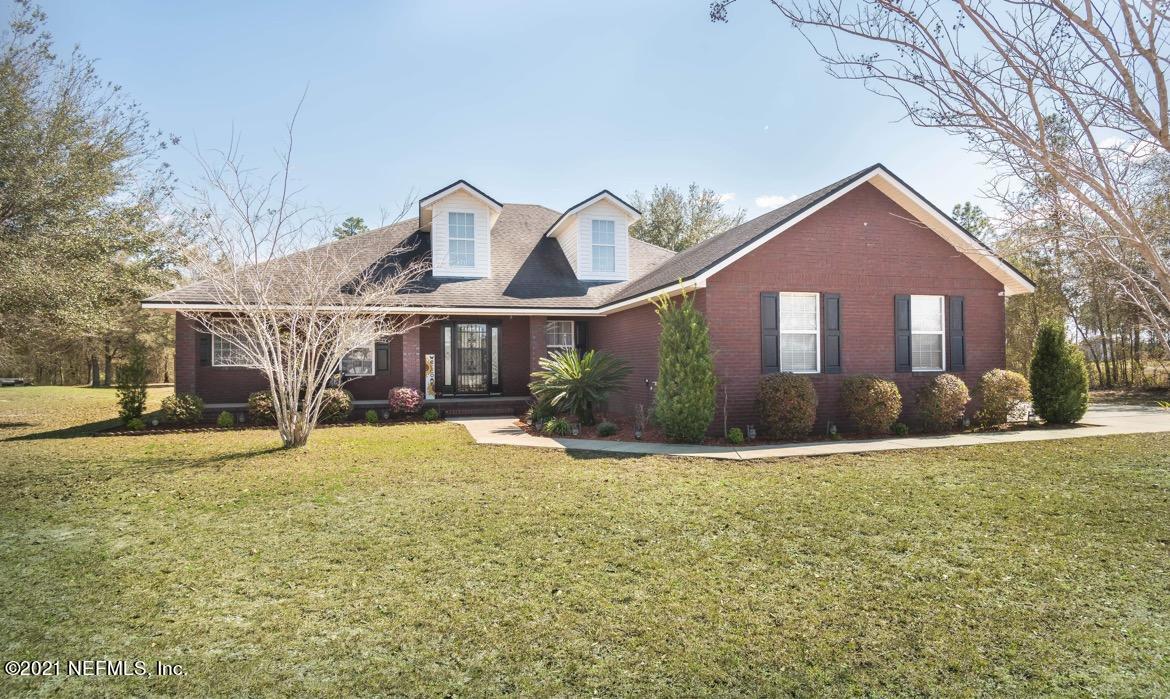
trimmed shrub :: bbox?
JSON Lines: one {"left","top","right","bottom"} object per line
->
{"left": 529, "top": 349, "right": 630, "bottom": 426}
{"left": 161, "top": 393, "right": 204, "bottom": 424}
{"left": 652, "top": 289, "right": 716, "bottom": 442}
{"left": 915, "top": 373, "right": 970, "bottom": 432}
{"left": 422, "top": 407, "right": 440, "bottom": 421}
{"left": 974, "top": 369, "right": 1031, "bottom": 426}
{"left": 389, "top": 386, "right": 423, "bottom": 415}
{"left": 596, "top": 420, "right": 618, "bottom": 437}
{"left": 727, "top": 427, "right": 745, "bottom": 445}
{"left": 217, "top": 411, "right": 235, "bottom": 428}
{"left": 756, "top": 373, "right": 818, "bottom": 440}
{"left": 840, "top": 375, "right": 902, "bottom": 434}
{"left": 365, "top": 409, "right": 380, "bottom": 425}
{"left": 544, "top": 416, "right": 572, "bottom": 436}
{"left": 247, "top": 391, "right": 276, "bottom": 424}
{"left": 1029, "top": 321, "right": 1089, "bottom": 424}
{"left": 115, "top": 344, "right": 148, "bottom": 424}
{"left": 318, "top": 388, "right": 353, "bottom": 423}
{"left": 892, "top": 422, "right": 909, "bottom": 437}
{"left": 125, "top": 417, "right": 146, "bottom": 431}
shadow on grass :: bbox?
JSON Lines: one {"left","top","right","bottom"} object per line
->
{"left": 114, "top": 445, "right": 290, "bottom": 476}
{"left": 2, "top": 418, "right": 122, "bottom": 441}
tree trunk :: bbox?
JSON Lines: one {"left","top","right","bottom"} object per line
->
{"left": 103, "top": 339, "right": 114, "bottom": 387}
{"left": 89, "top": 354, "right": 101, "bottom": 387}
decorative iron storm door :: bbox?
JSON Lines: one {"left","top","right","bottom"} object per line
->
{"left": 442, "top": 322, "right": 501, "bottom": 396}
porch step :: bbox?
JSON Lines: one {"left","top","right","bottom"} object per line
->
{"left": 427, "top": 397, "right": 531, "bottom": 417}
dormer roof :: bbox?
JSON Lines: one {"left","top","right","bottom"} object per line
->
{"left": 543, "top": 190, "right": 641, "bottom": 239}
{"left": 418, "top": 180, "right": 503, "bottom": 231}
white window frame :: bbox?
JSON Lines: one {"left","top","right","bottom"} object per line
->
{"left": 910, "top": 294, "right": 946, "bottom": 372}
{"left": 210, "top": 320, "right": 259, "bottom": 368}
{"left": 590, "top": 218, "right": 616, "bottom": 273}
{"left": 777, "top": 292, "right": 821, "bottom": 374}
{"left": 340, "top": 344, "right": 376, "bottom": 376}
{"left": 448, "top": 211, "right": 476, "bottom": 268}
{"left": 545, "top": 320, "right": 575, "bottom": 353}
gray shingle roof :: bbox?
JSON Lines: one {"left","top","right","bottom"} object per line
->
{"left": 145, "top": 203, "right": 676, "bottom": 309}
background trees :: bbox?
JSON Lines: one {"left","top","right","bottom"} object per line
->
{"left": 629, "top": 183, "right": 745, "bottom": 251}
{"left": 0, "top": 1, "right": 178, "bottom": 385}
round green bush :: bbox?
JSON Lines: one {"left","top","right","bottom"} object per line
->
{"left": 1029, "top": 321, "right": 1089, "bottom": 424}
{"left": 974, "top": 369, "right": 1031, "bottom": 426}
{"left": 596, "top": 420, "right": 618, "bottom": 437}
{"left": 422, "top": 407, "right": 440, "bottom": 421}
{"left": 216, "top": 411, "right": 235, "bottom": 428}
{"left": 727, "top": 427, "right": 745, "bottom": 444}
{"left": 318, "top": 388, "right": 353, "bottom": 423}
{"left": 915, "top": 373, "right": 970, "bottom": 432}
{"left": 892, "top": 422, "right": 909, "bottom": 436}
{"left": 365, "top": 409, "right": 380, "bottom": 425}
{"left": 160, "top": 392, "right": 204, "bottom": 424}
{"left": 756, "top": 373, "right": 818, "bottom": 439}
{"left": 840, "top": 375, "right": 902, "bottom": 434}
{"left": 125, "top": 417, "right": 146, "bottom": 431}
{"left": 247, "top": 391, "right": 276, "bottom": 424}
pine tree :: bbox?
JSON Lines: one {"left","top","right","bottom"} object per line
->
{"left": 115, "top": 343, "right": 149, "bottom": 424}
{"left": 652, "top": 289, "right": 716, "bottom": 441}
{"left": 1029, "top": 320, "right": 1089, "bottom": 424}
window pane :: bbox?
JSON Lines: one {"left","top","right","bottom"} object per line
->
{"left": 781, "top": 333, "right": 817, "bottom": 372}
{"left": 443, "top": 326, "right": 452, "bottom": 386}
{"left": 912, "top": 334, "right": 943, "bottom": 370}
{"left": 591, "top": 219, "right": 615, "bottom": 244}
{"left": 491, "top": 326, "right": 499, "bottom": 386}
{"left": 449, "top": 238, "right": 475, "bottom": 267}
{"left": 212, "top": 322, "right": 254, "bottom": 367}
{"left": 911, "top": 295, "right": 944, "bottom": 332}
{"left": 341, "top": 346, "right": 374, "bottom": 375}
{"left": 545, "top": 320, "right": 575, "bottom": 349}
{"left": 592, "top": 244, "right": 615, "bottom": 272}
{"left": 779, "top": 293, "right": 817, "bottom": 332}
{"left": 449, "top": 212, "right": 475, "bottom": 238}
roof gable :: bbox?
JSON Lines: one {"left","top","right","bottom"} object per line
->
{"left": 544, "top": 190, "right": 641, "bottom": 239}
{"left": 418, "top": 180, "right": 503, "bottom": 231}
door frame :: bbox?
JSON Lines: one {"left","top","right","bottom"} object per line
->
{"left": 440, "top": 320, "right": 502, "bottom": 396}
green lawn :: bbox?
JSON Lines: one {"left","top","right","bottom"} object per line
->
{"left": 1, "top": 386, "right": 1168, "bottom": 696}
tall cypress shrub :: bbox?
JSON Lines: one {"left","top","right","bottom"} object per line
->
{"left": 652, "top": 289, "right": 716, "bottom": 442}
{"left": 1029, "top": 320, "right": 1089, "bottom": 424}
{"left": 115, "top": 343, "right": 149, "bottom": 424}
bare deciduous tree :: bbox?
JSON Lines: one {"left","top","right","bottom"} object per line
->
{"left": 180, "top": 107, "right": 431, "bottom": 448}
{"left": 711, "top": 0, "right": 1170, "bottom": 352}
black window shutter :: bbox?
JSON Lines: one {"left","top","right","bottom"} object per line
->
{"left": 375, "top": 342, "right": 389, "bottom": 373}
{"left": 823, "top": 293, "right": 842, "bottom": 373}
{"left": 761, "top": 292, "right": 780, "bottom": 373}
{"left": 197, "top": 331, "right": 212, "bottom": 367}
{"left": 894, "top": 295, "right": 911, "bottom": 372}
{"left": 575, "top": 320, "right": 588, "bottom": 356}
{"left": 948, "top": 295, "right": 966, "bottom": 372}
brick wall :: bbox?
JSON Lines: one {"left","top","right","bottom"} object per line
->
{"left": 704, "top": 182, "right": 1005, "bottom": 432}
{"left": 589, "top": 292, "right": 706, "bottom": 417}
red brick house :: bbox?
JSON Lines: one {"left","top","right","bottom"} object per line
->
{"left": 143, "top": 164, "right": 1034, "bottom": 430}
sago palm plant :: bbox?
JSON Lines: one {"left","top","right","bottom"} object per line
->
{"left": 529, "top": 349, "right": 630, "bottom": 425}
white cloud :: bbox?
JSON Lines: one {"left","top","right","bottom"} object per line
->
{"left": 754, "top": 194, "right": 792, "bottom": 209}
{"left": 719, "top": 192, "right": 736, "bottom": 203}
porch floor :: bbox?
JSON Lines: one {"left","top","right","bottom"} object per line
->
{"left": 423, "top": 395, "right": 531, "bottom": 417}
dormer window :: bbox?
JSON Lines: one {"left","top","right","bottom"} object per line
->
{"left": 544, "top": 190, "right": 640, "bottom": 282}
{"left": 448, "top": 212, "right": 476, "bottom": 268}
{"left": 591, "top": 219, "right": 616, "bottom": 273}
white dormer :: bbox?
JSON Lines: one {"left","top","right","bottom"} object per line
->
{"left": 419, "top": 180, "right": 502, "bottom": 278}
{"left": 544, "top": 190, "right": 640, "bottom": 282}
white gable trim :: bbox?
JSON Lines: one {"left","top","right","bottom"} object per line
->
{"left": 419, "top": 181, "right": 502, "bottom": 213}
{"left": 545, "top": 191, "right": 641, "bottom": 239}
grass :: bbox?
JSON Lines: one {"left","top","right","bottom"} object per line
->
{"left": 1, "top": 386, "right": 1169, "bottom": 696}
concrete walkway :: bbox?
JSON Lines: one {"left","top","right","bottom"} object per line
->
{"left": 451, "top": 405, "right": 1170, "bottom": 461}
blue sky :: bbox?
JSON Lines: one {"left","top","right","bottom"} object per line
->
{"left": 34, "top": 0, "right": 996, "bottom": 223}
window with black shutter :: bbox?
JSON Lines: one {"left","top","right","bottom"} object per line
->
{"left": 823, "top": 293, "right": 842, "bottom": 373}
{"left": 894, "top": 295, "right": 911, "bottom": 372}
{"left": 947, "top": 296, "right": 965, "bottom": 371}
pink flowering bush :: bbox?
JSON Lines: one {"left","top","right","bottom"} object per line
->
{"left": 389, "top": 386, "right": 423, "bottom": 415}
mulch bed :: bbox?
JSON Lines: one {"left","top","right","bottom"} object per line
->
{"left": 100, "top": 416, "right": 436, "bottom": 436}
{"left": 515, "top": 417, "right": 1057, "bottom": 447}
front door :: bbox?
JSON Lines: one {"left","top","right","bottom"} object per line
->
{"left": 454, "top": 323, "right": 489, "bottom": 394}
